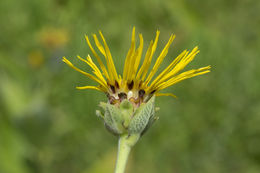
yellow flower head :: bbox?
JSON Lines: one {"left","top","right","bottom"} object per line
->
{"left": 63, "top": 27, "right": 210, "bottom": 106}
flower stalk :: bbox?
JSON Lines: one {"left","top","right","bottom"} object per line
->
{"left": 114, "top": 134, "right": 140, "bottom": 173}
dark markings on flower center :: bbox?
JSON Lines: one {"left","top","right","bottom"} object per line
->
{"left": 138, "top": 81, "right": 143, "bottom": 88}
{"left": 138, "top": 89, "right": 145, "bottom": 98}
{"left": 127, "top": 80, "right": 134, "bottom": 90}
{"left": 108, "top": 95, "right": 117, "bottom": 104}
{"left": 115, "top": 80, "right": 119, "bottom": 89}
{"left": 118, "top": 92, "right": 127, "bottom": 101}
{"left": 150, "top": 89, "right": 156, "bottom": 95}
{"left": 110, "top": 85, "right": 116, "bottom": 93}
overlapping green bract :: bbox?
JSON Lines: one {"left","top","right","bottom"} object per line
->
{"left": 97, "top": 96, "right": 158, "bottom": 136}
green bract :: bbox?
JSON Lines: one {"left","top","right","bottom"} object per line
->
{"left": 97, "top": 96, "right": 158, "bottom": 137}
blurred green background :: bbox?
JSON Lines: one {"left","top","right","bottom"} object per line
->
{"left": 0, "top": 0, "right": 260, "bottom": 172}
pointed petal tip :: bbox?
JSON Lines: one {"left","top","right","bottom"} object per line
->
{"left": 62, "top": 57, "right": 69, "bottom": 62}
{"left": 76, "top": 86, "right": 87, "bottom": 90}
{"left": 202, "top": 65, "right": 211, "bottom": 71}
{"left": 84, "top": 34, "right": 90, "bottom": 41}
{"left": 98, "top": 30, "right": 103, "bottom": 36}
{"left": 156, "top": 93, "right": 178, "bottom": 99}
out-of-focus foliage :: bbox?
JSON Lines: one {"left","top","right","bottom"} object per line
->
{"left": 0, "top": 0, "right": 260, "bottom": 172}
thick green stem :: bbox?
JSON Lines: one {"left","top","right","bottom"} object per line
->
{"left": 114, "top": 136, "right": 131, "bottom": 173}
{"left": 114, "top": 134, "right": 140, "bottom": 173}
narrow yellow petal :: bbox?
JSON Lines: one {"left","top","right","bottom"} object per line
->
{"left": 136, "top": 40, "right": 153, "bottom": 81}
{"left": 166, "top": 46, "right": 199, "bottom": 77}
{"left": 131, "top": 34, "right": 143, "bottom": 80}
{"left": 148, "top": 50, "right": 188, "bottom": 90}
{"left": 128, "top": 34, "right": 144, "bottom": 82}
{"left": 123, "top": 27, "right": 136, "bottom": 81}
{"left": 140, "top": 30, "right": 160, "bottom": 81}
{"left": 90, "top": 34, "right": 114, "bottom": 81}
{"left": 62, "top": 57, "right": 107, "bottom": 88}
{"left": 156, "top": 66, "right": 211, "bottom": 91}
{"left": 155, "top": 93, "right": 177, "bottom": 98}
{"left": 145, "top": 34, "right": 176, "bottom": 85}
{"left": 99, "top": 31, "right": 118, "bottom": 82}
{"left": 153, "top": 46, "right": 200, "bottom": 89}
{"left": 76, "top": 85, "right": 104, "bottom": 92}
{"left": 118, "top": 75, "right": 122, "bottom": 88}
{"left": 92, "top": 34, "right": 106, "bottom": 58}
{"left": 85, "top": 35, "right": 109, "bottom": 80}
{"left": 76, "top": 55, "right": 107, "bottom": 87}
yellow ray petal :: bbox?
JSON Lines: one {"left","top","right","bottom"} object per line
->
{"left": 152, "top": 47, "right": 199, "bottom": 90}
{"left": 148, "top": 50, "right": 188, "bottom": 91}
{"left": 140, "top": 30, "right": 160, "bottom": 81}
{"left": 99, "top": 31, "right": 118, "bottom": 82}
{"left": 92, "top": 34, "right": 106, "bottom": 58}
{"left": 156, "top": 66, "right": 211, "bottom": 91}
{"left": 90, "top": 34, "right": 116, "bottom": 82}
{"left": 164, "top": 47, "right": 199, "bottom": 78}
{"left": 155, "top": 93, "right": 177, "bottom": 98}
{"left": 145, "top": 34, "right": 176, "bottom": 85}
{"left": 76, "top": 85, "right": 104, "bottom": 92}
{"left": 76, "top": 55, "right": 107, "bottom": 87}
{"left": 91, "top": 34, "right": 114, "bottom": 82}
{"left": 85, "top": 35, "right": 109, "bottom": 80}
{"left": 136, "top": 40, "right": 154, "bottom": 81}
{"left": 62, "top": 57, "right": 107, "bottom": 88}
{"left": 123, "top": 27, "right": 136, "bottom": 81}
{"left": 128, "top": 34, "right": 144, "bottom": 82}
{"left": 118, "top": 75, "right": 122, "bottom": 88}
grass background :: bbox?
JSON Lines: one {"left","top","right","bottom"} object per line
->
{"left": 0, "top": 0, "right": 260, "bottom": 172}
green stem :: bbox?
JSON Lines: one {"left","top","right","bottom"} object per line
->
{"left": 114, "top": 134, "right": 140, "bottom": 173}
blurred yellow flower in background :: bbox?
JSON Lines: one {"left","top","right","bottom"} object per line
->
{"left": 39, "top": 27, "right": 69, "bottom": 50}
{"left": 28, "top": 50, "right": 44, "bottom": 68}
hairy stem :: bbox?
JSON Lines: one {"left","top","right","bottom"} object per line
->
{"left": 114, "top": 134, "right": 139, "bottom": 173}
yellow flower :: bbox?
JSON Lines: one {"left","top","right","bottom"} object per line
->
{"left": 63, "top": 27, "right": 210, "bottom": 106}
{"left": 28, "top": 50, "right": 44, "bottom": 68}
{"left": 39, "top": 27, "right": 69, "bottom": 49}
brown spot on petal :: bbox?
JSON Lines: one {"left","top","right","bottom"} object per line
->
{"left": 138, "top": 81, "right": 143, "bottom": 88}
{"left": 115, "top": 80, "right": 119, "bottom": 89}
{"left": 118, "top": 92, "right": 127, "bottom": 101}
{"left": 138, "top": 89, "right": 145, "bottom": 98}
{"left": 110, "top": 85, "right": 116, "bottom": 93}
{"left": 127, "top": 80, "right": 134, "bottom": 90}
{"left": 150, "top": 89, "right": 156, "bottom": 95}
{"left": 108, "top": 95, "right": 119, "bottom": 104}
